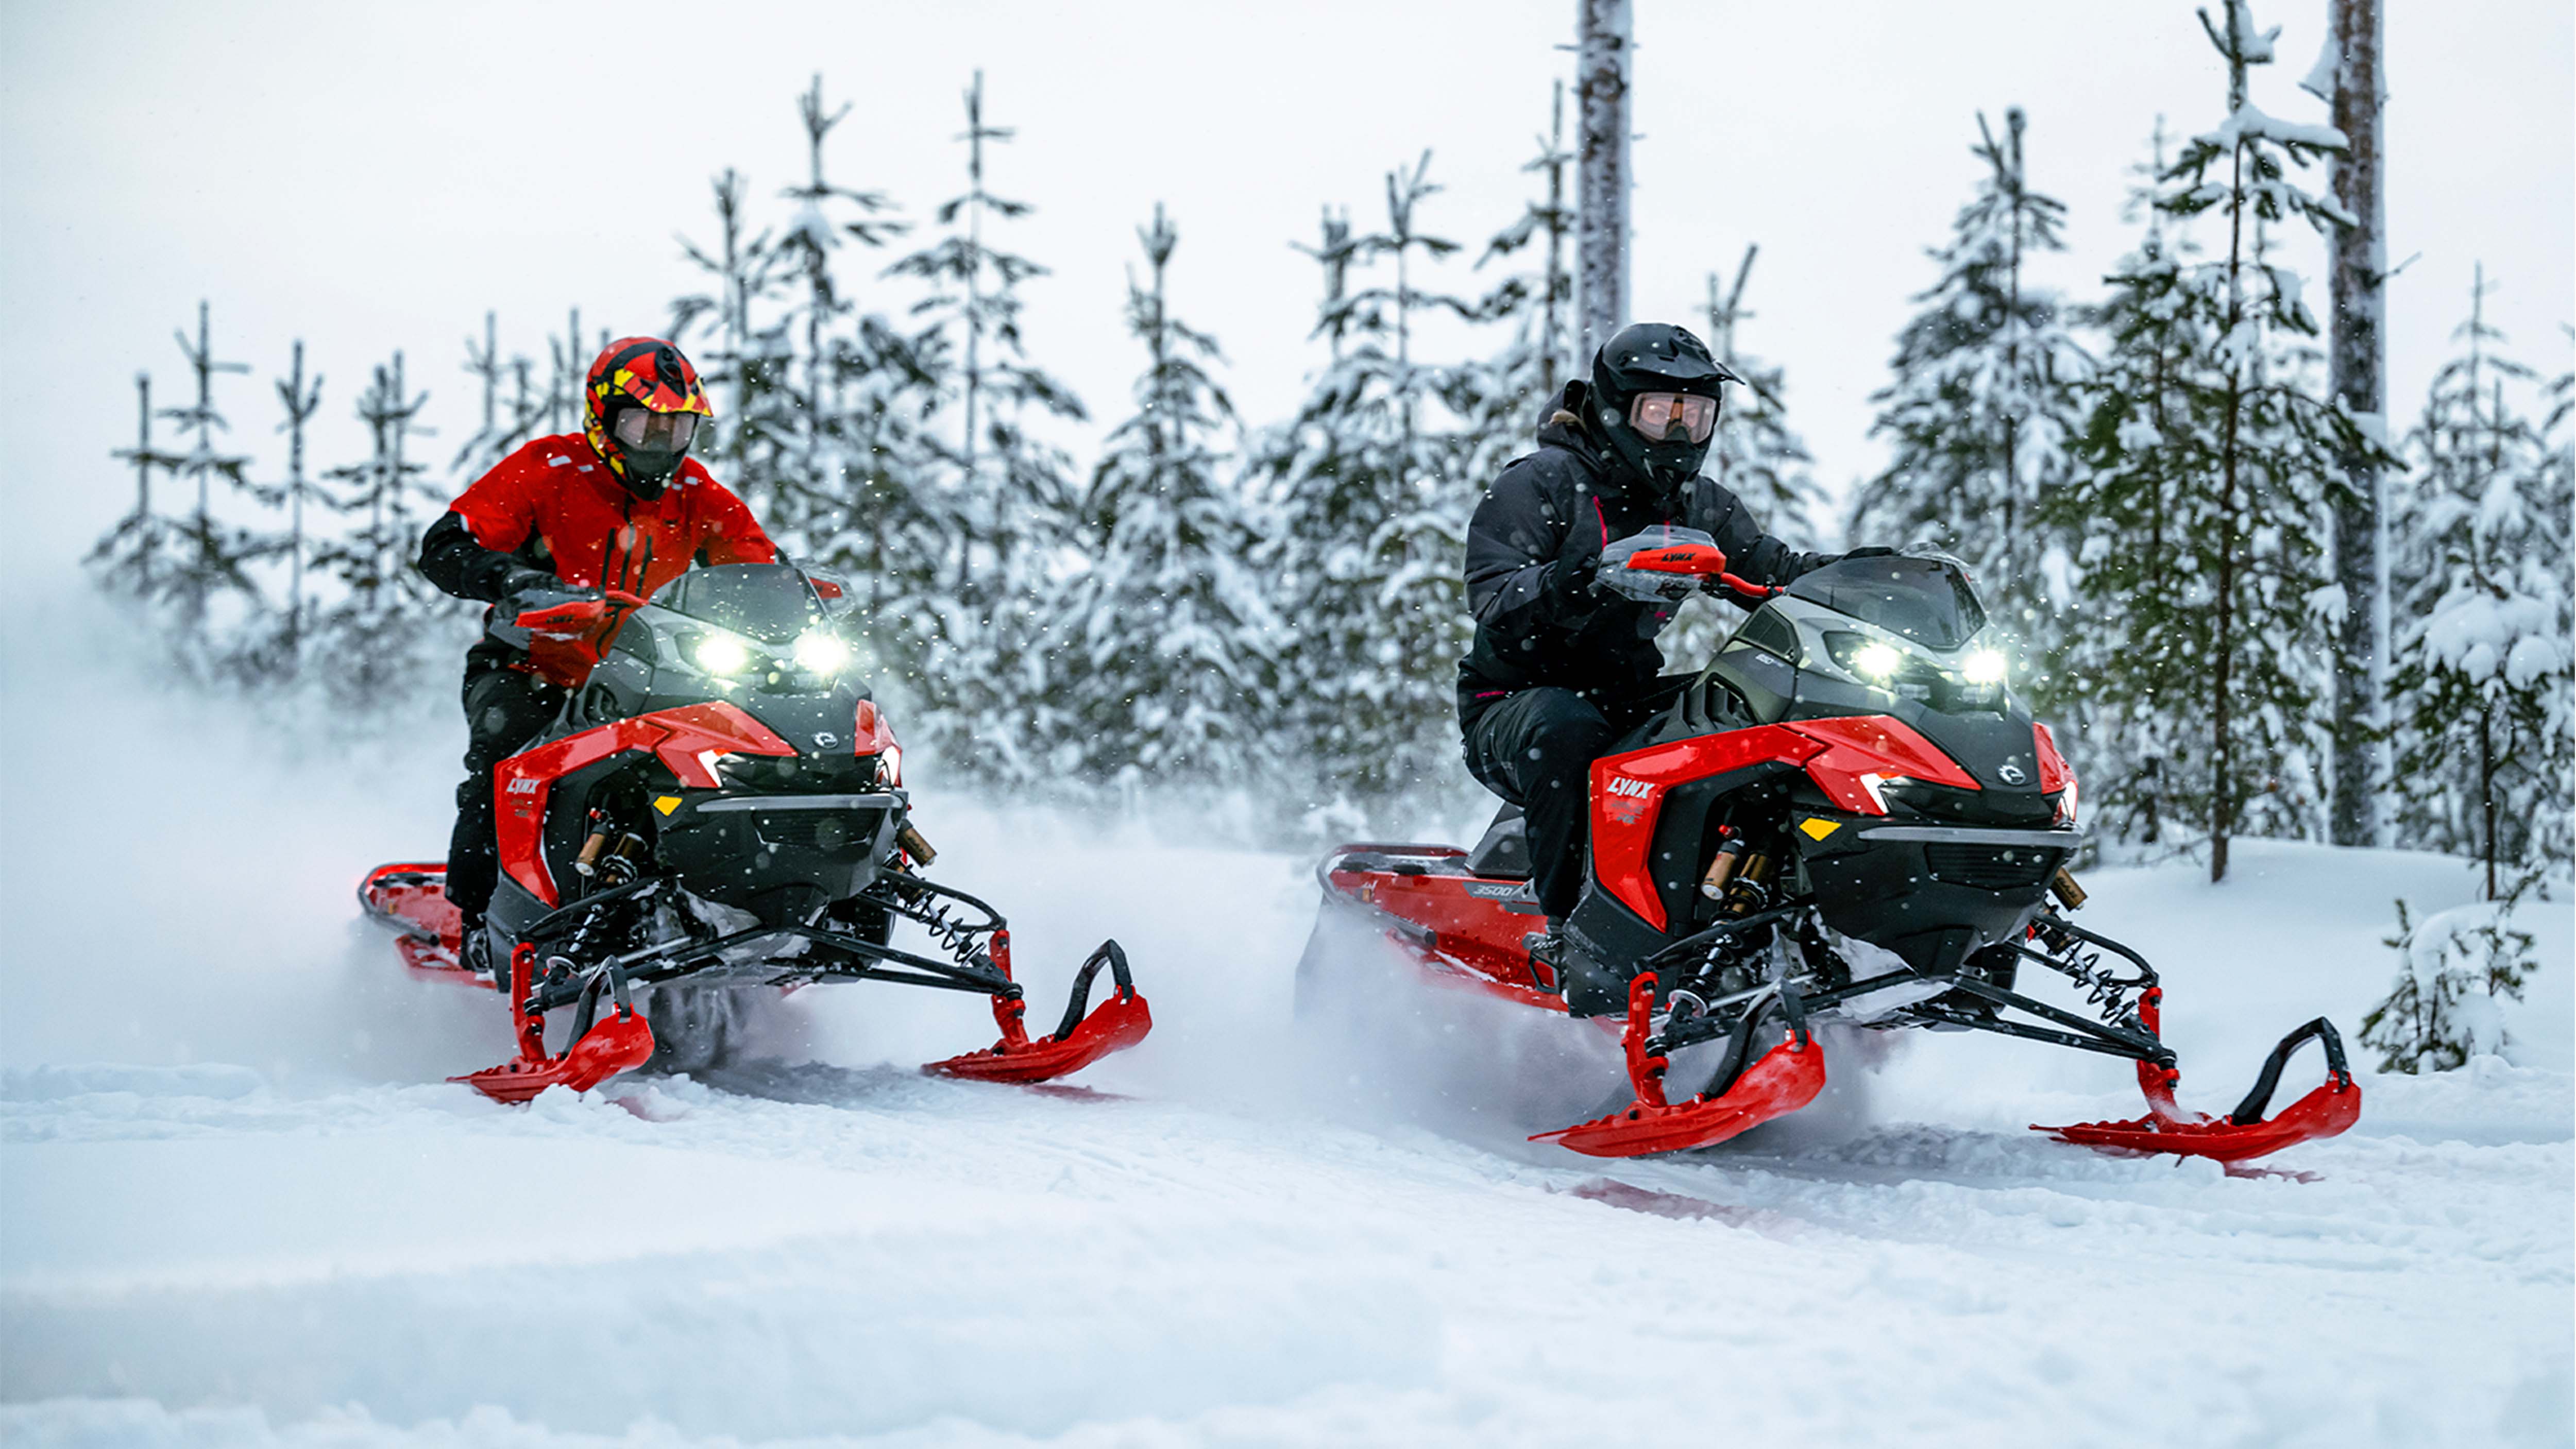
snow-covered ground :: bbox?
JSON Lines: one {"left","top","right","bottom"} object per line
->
{"left": 4, "top": 650, "right": 2570, "bottom": 1447}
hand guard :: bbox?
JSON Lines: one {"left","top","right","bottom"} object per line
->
{"left": 1593, "top": 530, "right": 1717, "bottom": 605}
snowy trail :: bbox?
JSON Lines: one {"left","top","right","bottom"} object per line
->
{"left": 3, "top": 653, "right": 2571, "bottom": 1446}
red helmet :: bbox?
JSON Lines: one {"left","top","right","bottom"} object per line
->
{"left": 583, "top": 337, "right": 712, "bottom": 499}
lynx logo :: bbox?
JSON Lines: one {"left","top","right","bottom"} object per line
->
{"left": 812, "top": 731, "right": 839, "bottom": 750}
{"left": 1996, "top": 762, "right": 2028, "bottom": 785}
{"left": 1606, "top": 776, "right": 1654, "bottom": 799}
{"left": 504, "top": 777, "right": 541, "bottom": 796}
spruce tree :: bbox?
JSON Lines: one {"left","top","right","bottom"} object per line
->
{"left": 1259, "top": 154, "right": 1477, "bottom": 804}
{"left": 309, "top": 353, "right": 459, "bottom": 710}
{"left": 86, "top": 373, "right": 184, "bottom": 608}
{"left": 157, "top": 302, "right": 269, "bottom": 649}
{"left": 1703, "top": 245, "right": 1824, "bottom": 550}
{"left": 1057, "top": 206, "right": 1274, "bottom": 786}
{"left": 452, "top": 313, "right": 544, "bottom": 482}
{"left": 1850, "top": 109, "right": 2084, "bottom": 643}
{"left": 1452, "top": 81, "right": 1577, "bottom": 491}
{"left": 887, "top": 71, "right": 1086, "bottom": 778}
{"left": 251, "top": 341, "right": 328, "bottom": 672}
{"left": 2384, "top": 269, "right": 2572, "bottom": 893}
{"left": 1653, "top": 244, "right": 1828, "bottom": 671}
{"left": 671, "top": 169, "right": 783, "bottom": 503}
{"left": 2044, "top": 126, "right": 2209, "bottom": 846}
{"left": 2051, "top": 7, "right": 2374, "bottom": 879}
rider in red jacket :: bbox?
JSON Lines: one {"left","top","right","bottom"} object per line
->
{"left": 418, "top": 337, "right": 778, "bottom": 939}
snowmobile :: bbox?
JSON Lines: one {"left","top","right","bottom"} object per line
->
{"left": 361, "top": 559, "right": 1150, "bottom": 1102}
{"left": 1304, "top": 531, "right": 2359, "bottom": 1162}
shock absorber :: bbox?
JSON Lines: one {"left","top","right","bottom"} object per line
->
{"left": 1719, "top": 847, "right": 1776, "bottom": 918}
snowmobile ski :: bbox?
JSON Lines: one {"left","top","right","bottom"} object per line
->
{"left": 2037, "top": 988, "right": 2362, "bottom": 1163}
{"left": 1530, "top": 972, "right": 1826, "bottom": 1157}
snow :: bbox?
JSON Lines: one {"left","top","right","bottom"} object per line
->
{"left": 2, "top": 641, "right": 2571, "bottom": 1447}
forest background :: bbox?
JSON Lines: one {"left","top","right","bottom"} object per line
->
{"left": 4, "top": 1, "right": 2570, "bottom": 1068}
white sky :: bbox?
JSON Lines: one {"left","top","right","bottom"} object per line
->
{"left": 3, "top": 0, "right": 2569, "bottom": 581}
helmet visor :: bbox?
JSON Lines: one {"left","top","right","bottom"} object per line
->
{"left": 1628, "top": 391, "right": 1718, "bottom": 445}
{"left": 614, "top": 407, "right": 699, "bottom": 452}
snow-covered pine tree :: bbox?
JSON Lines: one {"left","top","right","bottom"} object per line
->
{"left": 2363, "top": 306, "right": 2572, "bottom": 1075}
{"left": 1295, "top": 208, "right": 1358, "bottom": 363}
{"left": 671, "top": 169, "right": 783, "bottom": 506}
{"left": 2052, "top": 6, "right": 2373, "bottom": 880}
{"left": 156, "top": 302, "right": 270, "bottom": 656}
{"left": 2044, "top": 125, "right": 2211, "bottom": 848}
{"left": 1451, "top": 79, "right": 1576, "bottom": 491}
{"left": 452, "top": 313, "right": 544, "bottom": 483}
{"left": 86, "top": 372, "right": 185, "bottom": 608}
{"left": 1647, "top": 244, "right": 1832, "bottom": 672}
{"left": 2362, "top": 896, "right": 2536, "bottom": 1072}
{"left": 1703, "top": 245, "right": 1824, "bottom": 550}
{"left": 540, "top": 308, "right": 607, "bottom": 436}
{"left": 1258, "top": 153, "right": 1477, "bottom": 805}
{"left": 247, "top": 340, "right": 328, "bottom": 673}
{"left": 1056, "top": 205, "right": 1274, "bottom": 788}
{"left": 886, "top": 71, "right": 1087, "bottom": 780}
{"left": 770, "top": 75, "right": 920, "bottom": 568}
{"left": 1849, "top": 108, "right": 2084, "bottom": 646}
{"left": 308, "top": 353, "right": 461, "bottom": 711}
{"left": 2384, "top": 268, "right": 2573, "bottom": 894}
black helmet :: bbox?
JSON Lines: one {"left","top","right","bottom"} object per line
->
{"left": 1588, "top": 322, "right": 1741, "bottom": 502}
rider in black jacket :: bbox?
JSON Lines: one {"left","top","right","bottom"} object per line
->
{"left": 1460, "top": 322, "right": 1836, "bottom": 933}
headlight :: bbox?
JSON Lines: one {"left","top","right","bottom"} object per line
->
{"left": 692, "top": 634, "right": 753, "bottom": 676}
{"left": 792, "top": 628, "right": 852, "bottom": 674}
{"left": 1962, "top": 650, "right": 2007, "bottom": 685}
{"left": 1851, "top": 642, "right": 1903, "bottom": 680}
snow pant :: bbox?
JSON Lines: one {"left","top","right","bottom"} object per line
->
{"left": 445, "top": 664, "right": 564, "bottom": 928}
{"left": 1461, "top": 678, "right": 1687, "bottom": 920}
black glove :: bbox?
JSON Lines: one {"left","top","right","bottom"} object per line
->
{"left": 1546, "top": 549, "right": 1602, "bottom": 617}
{"left": 1839, "top": 546, "right": 1898, "bottom": 560}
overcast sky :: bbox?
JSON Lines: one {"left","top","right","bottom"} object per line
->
{"left": 3, "top": 0, "right": 2568, "bottom": 584}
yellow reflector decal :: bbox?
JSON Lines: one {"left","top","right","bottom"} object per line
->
{"left": 1799, "top": 818, "right": 1841, "bottom": 841}
{"left": 654, "top": 795, "right": 682, "bottom": 816}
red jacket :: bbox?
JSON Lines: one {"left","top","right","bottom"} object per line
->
{"left": 448, "top": 433, "right": 776, "bottom": 596}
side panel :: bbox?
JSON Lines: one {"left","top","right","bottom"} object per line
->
{"left": 495, "top": 702, "right": 796, "bottom": 908}
{"left": 1590, "top": 728, "right": 1824, "bottom": 931}
{"left": 1587, "top": 713, "right": 1982, "bottom": 931}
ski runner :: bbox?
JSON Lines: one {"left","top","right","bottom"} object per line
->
{"left": 417, "top": 337, "right": 778, "bottom": 961}
{"left": 1459, "top": 321, "right": 1872, "bottom": 969}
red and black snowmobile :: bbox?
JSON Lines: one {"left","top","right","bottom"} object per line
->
{"left": 362, "top": 560, "right": 1150, "bottom": 1102}
{"left": 1304, "top": 532, "right": 2359, "bottom": 1162}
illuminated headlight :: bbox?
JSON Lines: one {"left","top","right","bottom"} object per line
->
{"left": 1851, "top": 642, "right": 1903, "bottom": 680}
{"left": 692, "top": 634, "right": 753, "bottom": 676}
{"left": 1962, "top": 650, "right": 2007, "bottom": 685}
{"left": 792, "top": 628, "right": 852, "bottom": 674}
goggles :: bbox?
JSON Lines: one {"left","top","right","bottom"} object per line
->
{"left": 1627, "top": 390, "right": 1718, "bottom": 445}
{"left": 614, "top": 407, "right": 700, "bottom": 452}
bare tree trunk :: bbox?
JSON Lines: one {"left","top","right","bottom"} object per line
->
{"left": 1575, "top": 0, "right": 1631, "bottom": 362}
{"left": 1543, "top": 80, "right": 1569, "bottom": 384}
{"left": 2211, "top": 27, "right": 2251, "bottom": 886}
{"left": 2326, "top": 0, "right": 2388, "bottom": 848}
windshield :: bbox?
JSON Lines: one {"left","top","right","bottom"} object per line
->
{"left": 1784, "top": 554, "right": 1988, "bottom": 650}
{"left": 651, "top": 564, "right": 827, "bottom": 644}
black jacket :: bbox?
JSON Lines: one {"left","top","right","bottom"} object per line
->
{"left": 1458, "top": 380, "right": 1828, "bottom": 724}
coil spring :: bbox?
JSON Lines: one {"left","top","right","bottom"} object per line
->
{"left": 2044, "top": 940, "right": 2146, "bottom": 1022}
{"left": 908, "top": 889, "right": 988, "bottom": 968}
